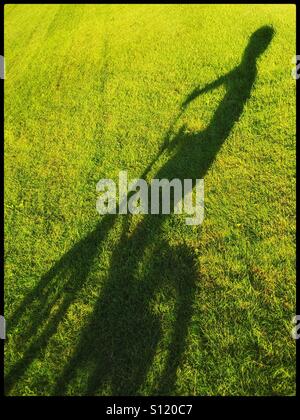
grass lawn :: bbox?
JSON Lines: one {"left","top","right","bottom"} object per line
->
{"left": 4, "top": 4, "right": 296, "bottom": 396}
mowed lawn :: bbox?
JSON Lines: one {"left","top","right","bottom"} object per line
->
{"left": 4, "top": 4, "right": 296, "bottom": 396}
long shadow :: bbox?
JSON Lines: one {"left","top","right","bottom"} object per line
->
{"left": 5, "top": 26, "right": 274, "bottom": 395}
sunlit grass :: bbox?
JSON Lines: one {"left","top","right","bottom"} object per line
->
{"left": 4, "top": 4, "right": 296, "bottom": 396}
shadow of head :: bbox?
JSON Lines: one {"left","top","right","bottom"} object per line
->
{"left": 243, "top": 25, "right": 275, "bottom": 62}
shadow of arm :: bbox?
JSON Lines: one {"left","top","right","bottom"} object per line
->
{"left": 181, "top": 73, "right": 228, "bottom": 109}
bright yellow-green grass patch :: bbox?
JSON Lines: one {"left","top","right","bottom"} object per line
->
{"left": 4, "top": 4, "right": 296, "bottom": 396}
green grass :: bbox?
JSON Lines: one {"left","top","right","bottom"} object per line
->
{"left": 4, "top": 4, "right": 296, "bottom": 396}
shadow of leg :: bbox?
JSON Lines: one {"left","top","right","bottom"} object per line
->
{"left": 5, "top": 214, "right": 117, "bottom": 393}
